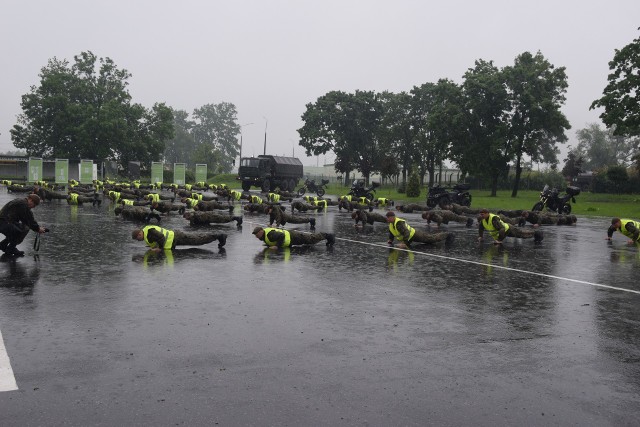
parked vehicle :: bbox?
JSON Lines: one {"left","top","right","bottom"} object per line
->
{"left": 297, "top": 178, "right": 329, "bottom": 197}
{"left": 532, "top": 185, "right": 580, "bottom": 214}
{"left": 237, "top": 155, "right": 303, "bottom": 192}
{"left": 426, "top": 183, "right": 472, "bottom": 208}
{"left": 348, "top": 180, "right": 379, "bottom": 201}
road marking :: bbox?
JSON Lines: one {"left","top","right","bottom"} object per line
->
{"left": 244, "top": 220, "right": 640, "bottom": 296}
{"left": 0, "top": 327, "right": 17, "bottom": 392}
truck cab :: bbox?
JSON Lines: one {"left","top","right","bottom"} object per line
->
{"left": 237, "top": 155, "right": 303, "bottom": 192}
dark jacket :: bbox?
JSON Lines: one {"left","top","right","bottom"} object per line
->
{"left": 0, "top": 198, "right": 40, "bottom": 232}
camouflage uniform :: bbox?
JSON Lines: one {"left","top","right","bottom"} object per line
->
{"left": 151, "top": 201, "right": 184, "bottom": 214}
{"left": 446, "top": 203, "right": 481, "bottom": 215}
{"left": 244, "top": 203, "right": 271, "bottom": 214}
{"left": 422, "top": 210, "right": 474, "bottom": 227}
{"left": 352, "top": 210, "right": 386, "bottom": 227}
{"left": 142, "top": 227, "right": 227, "bottom": 249}
{"left": 387, "top": 214, "right": 451, "bottom": 246}
{"left": 478, "top": 212, "right": 542, "bottom": 243}
{"left": 115, "top": 205, "right": 161, "bottom": 223}
{"left": 196, "top": 200, "right": 235, "bottom": 213}
{"left": 183, "top": 211, "right": 242, "bottom": 227}
{"left": 291, "top": 201, "right": 323, "bottom": 213}
{"left": 268, "top": 206, "right": 316, "bottom": 229}
{"left": 396, "top": 204, "right": 432, "bottom": 214}
{"left": 521, "top": 211, "right": 577, "bottom": 226}
{"left": 253, "top": 227, "right": 334, "bottom": 247}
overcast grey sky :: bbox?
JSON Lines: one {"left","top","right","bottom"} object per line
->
{"left": 1, "top": 0, "right": 638, "bottom": 166}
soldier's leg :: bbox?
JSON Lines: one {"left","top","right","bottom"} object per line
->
{"left": 409, "top": 230, "right": 451, "bottom": 245}
{"left": 173, "top": 230, "right": 226, "bottom": 247}
{"left": 287, "top": 214, "right": 314, "bottom": 225}
{"left": 290, "top": 232, "right": 327, "bottom": 246}
{"left": 506, "top": 227, "right": 542, "bottom": 242}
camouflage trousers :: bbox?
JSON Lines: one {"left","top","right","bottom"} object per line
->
{"left": 173, "top": 231, "right": 224, "bottom": 247}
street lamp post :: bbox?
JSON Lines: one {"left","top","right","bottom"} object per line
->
{"left": 239, "top": 122, "right": 254, "bottom": 162}
{"left": 262, "top": 116, "right": 268, "bottom": 155}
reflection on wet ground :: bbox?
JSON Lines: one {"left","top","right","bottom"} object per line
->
{"left": 0, "top": 190, "right": 639, "bottom": 425}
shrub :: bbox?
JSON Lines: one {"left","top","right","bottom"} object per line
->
{"left": 406, "top": 172, "right": 421, "bottom": 197}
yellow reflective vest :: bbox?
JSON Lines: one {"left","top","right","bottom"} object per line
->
{"left": 142, "top": 225, "right": 175, "bottom": 250}
{"left": 263, "top": 228, "right": 291, "bottom": 247}
{"left": 389, "top": 217, "right": 415, "bottom": 242}
{"left": 482, "top": 213, "right": 510, "bottom": 240}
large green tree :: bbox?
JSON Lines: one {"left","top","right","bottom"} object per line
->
{"left": 591, "top": 31, "right": 640, "bottom": 136}
{"left": 503, "top": 51, "right": 570, "bottom": 197}
{"left": 378, "top": 91, "right": 418, "bottom": 186}
{"left": 191, "top": 102, "right": 240, "bottom": 173}
{"left": 164, "top": 108, "right": 196, "bottom": 165}
{"left": 575, "top": 123, "right": 639, "bottom": 169}
{"left": 411, "top": 79, "right": 466, "bottom": 186}
{"left": 298, "top": 90, "right": 383, "bottom": 184}
{"left": 452, "top": 60, "right": 510, "bottom": 196}
{"left": 10, "top": 51, "right": 173, "bottom": 170}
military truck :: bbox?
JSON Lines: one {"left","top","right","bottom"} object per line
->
{"left": 237, "top": 155, "right": 304, "bottom": 192}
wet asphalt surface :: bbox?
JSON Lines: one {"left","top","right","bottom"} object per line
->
{"left": 0, "top": 189, "right": 639, "bottom": 426}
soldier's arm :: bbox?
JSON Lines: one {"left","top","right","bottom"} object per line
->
{"left": 607, "top": 225, "right": 616, "bottom": 239}
{"left": 267, "top": 230, "right": 286, "bottom": 248}
{"left": 624, "top": 222, "right": 640, "bottom": 241}
{"left": 146, "top": 228, "right": 166, "bottom": 248}
{"left": 493, "top": 216, "right": 507, "bottom": 241}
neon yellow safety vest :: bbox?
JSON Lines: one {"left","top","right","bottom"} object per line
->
{"left": 312, "top": 200, "right": 327, "bottom": 208}
{"left": 358, "top": 197, "right": 369, "bottom": 204}
{"left": 68, "top": 193, "right": 79, "bottom": 205}
{"left": 147, "top": 193, "right": 160, "bottom": 203}
{"left": 191, "top": 193, "right": 203, "bottom": 201}
{"left": 340, "top": 195, "right": 352, "bottom": 202}
{"left": 482, "top": 213, "right": 510, "bottom": 240}
{"left": 619, "top": 219, "right": 640, "bottom": 240}
{"left": 185, "top": 184, "right": 192, "bottom": 191}
{"left": 230, "top": 191, "right": 241, "bottom": 201}
{"left": 250, "top": 195, "right": 263, "bottom": 204}
{"left": 389, "top": 217, "right": 415, "bottom": 242}
{"left": 109, "top": 191, "right": 121, "bottom": 202}
{"left": 122, "top": 199, "right": 134, "bottom": 206}
{"left": 185, "top": 198, "right": 199, "bottom": 209}
{"left": 304, "top": 196, "right": 318, "bottom": 203}
{"left": 142, "top": 225, "right": 175, "bottom": 250}
{"left": 268, "top": 193, "right": 280, "bottom": 203}
{"left": 263, "top": 228, "right": 291, "bottom": 247}
{"left": 196, "top": 182, "right": 206, "bottom": 188}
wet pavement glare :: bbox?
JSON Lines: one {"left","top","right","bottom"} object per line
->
{"left": 0, "top": 189, "right": 639, "bottom": 426}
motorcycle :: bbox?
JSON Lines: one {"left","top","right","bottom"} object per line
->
{"left": 297, "top": 178, "right": 329, "bottom": 197}
{"left": 348, "top": 180, "right": 379, "bottom": 201}
{"left": 532, "top": 185, "right": 580, "bottom": 214}
{"left": 426, "top": 183, "right": 472, "bottom": 208}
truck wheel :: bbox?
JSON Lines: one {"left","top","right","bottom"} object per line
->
{"left": 261, "top": 179, "right": 271, "bottom": 193}
{"left": 242, "top": 181, "right": 251, "bottom": 192}
{"left": 278, "top": 180, "right": 288, "bottom": 191}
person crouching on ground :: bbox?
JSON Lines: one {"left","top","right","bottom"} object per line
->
{"left": 132, "top": 225, "right": 227, "bottom": 252}
{"left": 478, "top": 208, "right": 542, "bottom": 245}
{"left": 252, "top": 226, "right": 335, "bottom": 249}
{"left": 607, "top": 218, "right": 640, "bottom": 244}
{"left": 386, "top": 211, "right": 451, "bottom": 249}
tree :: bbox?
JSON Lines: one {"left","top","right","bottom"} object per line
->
{"left": 575, "top": 123, "right": 640, "bottom": 169}
{"left": 164, "top": 108, "right": 196, "bottom": 165}
{"left": 411, "top": 79, "right": 466, "bottom": 187}
{"left": 378, "top": 91, "right": 417, "bottom": 187}
{"left": 503, "top": 51, "right": 570, "bottom": 197}
{"left": 591, "top": 31, "right": 640, "bottom": 136}
{"left": 191, "top": 103, "right": 240, "bottom": 173}
{"left": 298, "top": 90, "right": 383, "bottom": 184}
{"left": 606, "top": 165, "right": 629, "bottom": 193}
{"left": 561, "top": 150, "right": 584, "bottom": 180}
{"left": 10, "top": 51, "right": 173, "bottom": 170}
{"left": 451, "top": 60, "right": 510, "bottom": 196}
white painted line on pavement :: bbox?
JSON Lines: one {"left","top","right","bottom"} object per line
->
{"left": 0, "top": 327, "right": 18, "bottom": 392}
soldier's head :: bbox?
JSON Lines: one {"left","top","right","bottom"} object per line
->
{"left": 421, "top": 211, "right": 431, "bottom": 220}
{"left": 479, "top": 209, "right": 490, "bottom": 220}
{"left": 132, "top": 229, "right": 144, "bottom": 241}
{"left": 252, "top": 226, "right": 265, "bottom": 240}
{"left": 521, "top": 210, "right": 530, "bottom": 218}
{"left": 27, "top": 194, "right": 41, "bottom": 208}
{"left": 182, "top": 211, "right": 192, "bottom": 220}
{"left": 611, "top": 218, "right": 622, "bottom": 229}
{"left": 385, "top": 211, "right": 396, "bottom": 223}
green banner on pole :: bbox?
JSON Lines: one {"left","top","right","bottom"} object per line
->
{"left": 55, "top": 159, "right": 69, "bottom": 184}
{"left": 195, "top": 164, "right": 207, "bottom": 183}
{"left": 79, "top": 159, "right": 94, "bottom": 184}
{"left": 28, "top": 157, "right": 43, "bottom": 183}
{"left": 173, "top": 163, "right": 186, "bottom": 185}
{"left": 151, "top": 162, "right": 164, "bottom": 184}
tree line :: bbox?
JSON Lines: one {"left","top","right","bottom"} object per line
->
{"left": 10, "top": 51, "right": 240, "bottom": 176}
